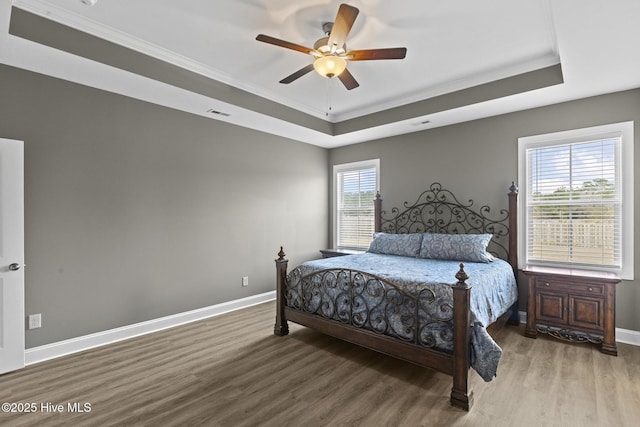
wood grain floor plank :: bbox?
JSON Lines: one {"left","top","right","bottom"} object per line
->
{"left": 1, "top": 301, "right": 638, "bottom": 427}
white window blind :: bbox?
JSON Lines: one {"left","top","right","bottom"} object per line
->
{"left": 526, "top": 137, "right": 621, "bottom": 269}
{"left": 335, "top": 160, "right": 378, "bottom": 250}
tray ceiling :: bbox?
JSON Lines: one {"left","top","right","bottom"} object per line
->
{"left": 2, "top": 0, "right": 640, "bottom": 147}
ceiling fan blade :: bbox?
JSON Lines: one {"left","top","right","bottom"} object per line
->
{"left": 328, "top": 4, "right": 359, "bottom": 49}
{"left": 279, "top": 64, "right": 315, "bottom": 84}
{"left": 347, "top": 47, "right": 407, "bottom": 61}
{"left": 338, "top": 68, "right": 359, "bottom": 90}
{"left": 256, "top": 34, "right": 316, "bottom": 55}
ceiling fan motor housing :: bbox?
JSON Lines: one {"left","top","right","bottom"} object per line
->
{"left": 313, "top": 36, "right": 346, "bottom": 56}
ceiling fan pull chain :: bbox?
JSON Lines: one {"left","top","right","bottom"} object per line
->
{"left": 326, "top": 78, "right": 332, "bottom": 118}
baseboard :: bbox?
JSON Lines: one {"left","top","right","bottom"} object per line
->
{"left": 25, "top": 291, "right": 276, "bottom": 366}
{"left": 616, "top": 328, "right": 640, "bottom": 346}
{"left": 518, "top": 310, "right": 527, "bottom": 324}
{"left": 518, "top": 310, "right": 640, "bottom": 347}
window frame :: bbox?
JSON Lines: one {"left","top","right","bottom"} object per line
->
{"left": 333, "top": 159, "right": 380, "bottom": 250}
{"left": 518, "top": 121, "right": 634, "bottom": 279}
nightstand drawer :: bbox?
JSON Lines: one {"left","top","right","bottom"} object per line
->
{"left": 535, "top": 279, "right": 604, "bottom": 296}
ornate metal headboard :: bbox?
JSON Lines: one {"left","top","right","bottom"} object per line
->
{"left": 374, "top": 182, "right": 518, "bottom": 271}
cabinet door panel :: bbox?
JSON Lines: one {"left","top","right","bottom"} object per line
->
{"left": 570, "top": 295, "right": 603, "bottom": 331}
{"left": 536, "top": 292, "right": 567, "bottom": 325}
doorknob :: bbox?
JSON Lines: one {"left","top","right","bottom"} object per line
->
{"left": 8, "top": 263, "right": 21, "bottom": 271}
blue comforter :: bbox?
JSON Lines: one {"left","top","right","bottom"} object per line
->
{"left": 287, "top": 253, "right": 518, "bottom": 381}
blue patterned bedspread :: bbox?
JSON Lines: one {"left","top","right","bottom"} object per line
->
{"left": 287, "top": 253, "right": 517, "bottom": 381}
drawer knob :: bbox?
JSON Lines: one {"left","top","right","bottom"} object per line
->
{"left": 545, "top": 282, "right": 550, "bottom": 287}
{"left": 588, "top": 287, "right": 593, "bottom": 291}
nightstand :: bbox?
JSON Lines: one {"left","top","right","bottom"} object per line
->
{"left": 320, "top": 248, "right": 365, "bottom": 258}
{"left": 523, "top": 266, "right": 620, "bottom": 355}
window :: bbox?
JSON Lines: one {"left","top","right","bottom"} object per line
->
{"left": 518, "top": 122, "right": 633, "bottom": 279}
{"left": 333, "top": 159, "right": 380, "bottom": 250}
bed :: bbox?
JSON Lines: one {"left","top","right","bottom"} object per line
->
{"left": 274, "top": 182, "right": 519, "bottom": 411}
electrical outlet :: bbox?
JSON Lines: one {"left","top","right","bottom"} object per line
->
{"left": 28, "top": 313, "right": 42, "bottom": 330}
{"left": 242, "top": 276, "right": 249, "bottom": 287}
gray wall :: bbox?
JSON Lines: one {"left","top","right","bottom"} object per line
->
{"left": 329, "top": 89, "right": 640, "bottom": 332}
{"left": 0, "top": 64, "right": 329, "bottom": 348}
{"left": 2, "top": 59, "right": 638, "bottom": 349}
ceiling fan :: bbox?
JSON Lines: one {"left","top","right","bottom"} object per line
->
{"left": 256, "top": 3, "right": 407, "bottom": 90}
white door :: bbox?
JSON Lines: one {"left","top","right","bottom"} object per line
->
{"left": 0, "top": 138, "right": 24, "bottom": 374}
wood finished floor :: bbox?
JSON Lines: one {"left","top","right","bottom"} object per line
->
{"left": 1, "top": 301, "right": 639, "bottom": 427}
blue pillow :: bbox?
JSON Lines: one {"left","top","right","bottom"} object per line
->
{"left": 419, "top": 233, "right": 495, "bottom": 263}
{"left": 367, "top": 233, "right": 423, "bottom": 257}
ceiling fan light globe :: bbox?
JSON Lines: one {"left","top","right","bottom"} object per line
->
{"left": 313, "top": 55, "right": 347, "bottom": 78}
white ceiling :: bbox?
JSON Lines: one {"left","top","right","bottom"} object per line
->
{"left": 1, "top": 0, "right": 640, "bottom": 148}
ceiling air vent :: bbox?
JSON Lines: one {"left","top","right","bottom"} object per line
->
{"left": 207, "top": 109, "right": 230, "bottom": 117}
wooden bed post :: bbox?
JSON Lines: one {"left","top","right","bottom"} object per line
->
{"left": 507, "top": 181, "right": 519, "bottom": 277}
{"left": 450, "top": 263, "right": 474, "bottom": 411}
{"left": 374, "top": 192, "right": 382, "bottom": 233}
{"left": 274, "top": 247, "right": 289, "bottom": 336}
{"left": 507, "top": 182, "right": 520, "bottom": 325}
